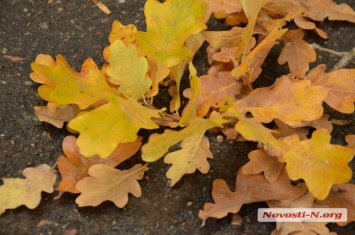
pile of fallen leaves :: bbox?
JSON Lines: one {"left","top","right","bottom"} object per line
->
{"left": 1, "top": 0, "right": 355, "bottom": 234}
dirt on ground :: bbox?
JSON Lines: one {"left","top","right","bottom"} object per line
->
{"left": 0, "top": 0, "right": 355, "bottom": 234}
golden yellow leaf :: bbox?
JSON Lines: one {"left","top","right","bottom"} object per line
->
{"left": 142, "top": 117, "right": 228, "bottom": 162}
{"left": 280, "top": 129, "right": 355, "bottom": 200}
{"left": 241, "top": 0, "right": 265, "bottom": 47}
{"left": 164, "top": 133, "right": 212, "bottom": 186}
{"left": 108, "top": 20, "right": 138, "bottom": 46}
{"left": 235, "top": 76, "right": 327, "bottom": 126}
{"left": 68, "top": 96, "right": 161, "bottom": 158}
{"left": 30, "top": 55, "right": 114, "bottom": 109}
{"left": 278, "top": 29, "right": 316, "bottom": 77}
{"left": 75, "top": 164, "right": 148, "bottom": 207}
{"left": 104, "top": 40, "right": 152, "bottom": 102}
{"left": 0, "top": 164, "right": 56, "bottom": 215}
{"left": 204, "top": 27, "right": 244, "bottom": 50}
{"left": 136, "top": 0, "right": 206, "bottom": 96}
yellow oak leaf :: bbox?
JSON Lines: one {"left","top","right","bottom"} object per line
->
{"left": 242, "top": 149, "right": 284, "bottom": 182}
{"left": 142, "top": 117, "right": 228, "bottom": 162}
{"left": 34, "top": 102, "right": 80, "bottom": 128}
{"left": 30, "top": 55, "right": 114, "bottom": 109}
{"left": 280, "top": 129, "right": 355, "bottom": 200}
{"left": 104, "top": 39, "right": 152, "bottom": 102}
{"left": 204, "top": 27, "right": 244, "bottom": 50}
{"left": 235, "top": 75, "right": 327, "bottom": 126}
{"left": 199, "top": 167, "right": 307, "bottom": 221}
{"left": 0, "top": 164, "right": 56, "bottom": 215}
{"left": 306, "top": 64, "right": 355, "bottom": 114}
{"left": 108, "top": 20, "right": 138, "bottom": 46}
{"left": 75, "top": 164, "right": 148, "bottom": 207}
{"left": 57, "top": 136, "right": 142, "bottom": 194}
{"left": 136, "top": 0, "right": 206, "bottom": 95}
{"left": 164, "top": 133, "right": 212, "bottom": 186}
{"left": 68, "top": 96, "right": 161, "bottom": 158}
{"left": 277, "top": 29, "right": 316, "bottom": 77}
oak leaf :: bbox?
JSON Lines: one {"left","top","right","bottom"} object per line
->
{"left": 325, "top": 184, "right": 355, "bottom": 226}
{"left": 235, "top": 75, "right": 327, "bottom": 126}
{"left": 34, "top": 102, "right": 80, "bottom": 128}
{"left": 183, "top": 72, "right": 242, "bottom": 117}
{"left": 164, "top": 133, "right": 212, "bottom": 186}
{"left": 301, "top": 0, "right": 355, "bottom": 23}
{"left": 242, "top": 149, "right": 284, "bottom": 182}
{"left": 0, "top": 164, "right": 56, "bottom": 215}
{"left": 75, "top": 164, "right": 148, "bottom": 207}
{"left": 108, "top": 20, "right": 138, "bottom": 46}
{"left": 306, "top": 64, "right": 355, "bottom": 114}
{"left": 30, "top": 55, "right": 114, "bottom": 109}
{"left": 136, "top": 0, "right": 206, "bottom": 95}
{"left": 274, "top": 119, "right": 309, "bottom": 140}
{"left": 104, "top": 39, "right": 152, "bottom": 101}
{"left": 199, "top": 167, "right": 307, "bottom": 220}
{"left": 280, "top": 129, "right": 355, "bottom": 200}
{"left": 68, "top": 96, "right": 161, "bottom": 158}
{"left": 346, "top": 134, "right": 355, "bottom": 150}
{"left": 277, "top": 29, "right": 316, "bottom": 77}
{"left": 204, "top": 27, "right": 244, "bottom": 50}
{"left": 142, "top": 117, "right": 228, "bottom": 162}
{"left": 57, "top": 136, "right": 142, "bottom": 194}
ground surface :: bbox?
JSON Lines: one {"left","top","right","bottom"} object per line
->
{"left": 0, "top": 0, "right": 355, "bottom": 234}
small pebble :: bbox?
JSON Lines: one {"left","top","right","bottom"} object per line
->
{"left": 39, "top": 22, "right": 49, "bottom": 30}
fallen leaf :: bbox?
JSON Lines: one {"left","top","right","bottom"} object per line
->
{"left": 75, "top": 164, "right": 148, "bottom": 207}
{"left": 57, "top": 136, "right": 142, "bottom": 194}
{"left": 3, "top": 55, "right": 25, "bottom": 62}
{"left": 278, "top": 29, "right": 316, "bottom": 77}
{"left": 164, "top": 133, "right": 212, "bottom": 186}
{"left": 235, "top": 75, "right": 327, "bottom": 126}
{"left": 306, "top": 64, "right": 355, "bottom": 114}
{"left": 242, "top": 149, "right": 284, "bottom": 182}
{"left": 0, "top": 164, "right": 56, "bottom": 215}
{"left": 34, "top": 102, "right": 80, "bottom": 128}
{"left": 68, "top": 96, "right": 160, "bottom": 158}
{"left": 280, "top": 129, "right": 355, "bottom": 200}
{"left": 204, "top": 27, "right": 244, "bottom": 50}
{"left": 199, "top": 167, "right": 307, "bottom": 220}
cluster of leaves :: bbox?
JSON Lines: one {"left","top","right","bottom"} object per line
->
{"left": 2, "top": 0, "right": 355, "bottom": 233}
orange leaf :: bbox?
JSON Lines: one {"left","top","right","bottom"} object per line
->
{"left": 199, "top": 167, "right": 307, "bottom": 220}
{"left": 242, "top": 149, "right": 284, "bottom": 182}
{"left": 235, "top": 75, "right": 327, "bottom": 126}
{"left": 278, "top": 29, "right": 316, "bottom": 77}
{"left": 57, "top": 136, "right": 142, "bottom": 194}
{"left": 280, "top": 129, "right": 355, "bottom": 200}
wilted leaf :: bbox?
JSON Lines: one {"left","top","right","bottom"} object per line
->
{"left": 75, "top": 164, "right": 148, "bottom": 207}
{"left": 242, "top": 149, "right": 284, "bottom": 182}
{"left": 280, "top": 129, "right": 355, "bottom": 200}
{"left": 68, "top": 96, "right": 161, "bottom": 158}
{"left": 184, "top": 72, "right": 242, "bottom": 117}
{"left": 104, "top": 39, "right": 152, "bottom": 101}
{"left": 142, "top": 117, "right": 228, "bottom": 162}
{"left": 278, "top": 29, "right": 316, "bottom": 77}
{"left": 199, "top": 167, "right": 307, "bottom": 220}
{"left": 164, "top": 133, "right": 212, "bottom": 186}
{"left": 306, "top": 64, "right": 355, "bottom": 114}
{"left": 136, "top": 0, "right": 206, "bottom": 95}
{"left": 235, "top": 75, "right": 327, "bottom": 126}
{"left": 301, "top": 0, "right": 355, "bottom": 23}
{"left": 0, "top": 164, "right": 56, "bottom": 215}
{"left": 204, "top": 27, "right": 244, "bottom": 50}
{"left": 325, "top": 184, "right": 355, "bottom": 226}
{"left": 31, "top": 55, "right": 114, "bottom": 109}
{"left": 57, "top": 136, "right": 142, "bottom": 194}
{"left": 34, "top": 102, "right": 80, "bottom": 128}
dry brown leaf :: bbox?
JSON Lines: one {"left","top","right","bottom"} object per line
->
{"left": 212, "top": 47, "right": 238, "bottom": 63}
{"left": 57, "top": 136, "right": 142, "bottom": 194}
{"left": 278, "top": 29, "right": 316, "bottom": 77}
{"left": 204, "top": 27, "right": 244, "bottom": 50}
{"left": 75, "top": 164, "right": 148, "bottom": 207}
{"left": 274, "top": 119, "right": 309, "bottom": 140}
{"left": 34, "top": 102, "right": 80, "bottom": 128}
{"left": 235, "top": 75, "right": 327, "bottom": 126}
{"left": 306, "top": 64, "right": 355, "bottom": 114}
{"left": 199, "top": 167, "right": 307, "bottom": 220}
{"left": 242, "top": 149, "right": 284, "bottom": 182}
